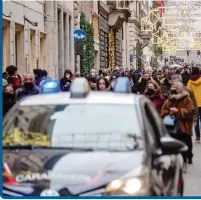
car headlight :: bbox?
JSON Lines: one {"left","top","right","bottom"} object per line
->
{"left": 106, "top": 178, "right": 143, "bottom": 196}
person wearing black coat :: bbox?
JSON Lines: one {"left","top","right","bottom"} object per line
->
{"left": 3, "top": 85, "right": 16, "bottom": 117}
{"left": 60, "top": 70, "right": 73, "bottom": 92}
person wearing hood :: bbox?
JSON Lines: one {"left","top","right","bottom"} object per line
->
{"left": 60, "top": 70, "right": 73, "bottom": 92}
{"left": 161, "top": 81, "right": 194, "bottom": 171}
{"left": 144, "top": 80, "right": 166, "bottom": 113}
{"left": 187, "top": 66, "right": 201, "bottom": 143}
{"left": 15, "top": 73, "right": 39, "bottom": 101}
{"left": 3, "top": 85, "right": 16, "bottom": 117}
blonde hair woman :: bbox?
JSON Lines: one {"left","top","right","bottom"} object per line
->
{"left": 161, "top": 81, "right": 194, "bottom": 172}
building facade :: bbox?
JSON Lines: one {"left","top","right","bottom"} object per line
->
{"left": 125, "top": 0, "right": 153, "bottom": 69}
{"left": 3, "top": 0, "right": 74, "bottom": 78}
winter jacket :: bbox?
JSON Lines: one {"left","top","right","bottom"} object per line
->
{"left": 60, "top": 78, "right": 72, "bottom": 91}
{"left": 3, "top": 93, "right": 16, "bottom": 116}
{"left": 161, "top": 91, "right": 194, "bottom": 135}
{"left": 3, "top": 73, "right": 22, "bottom": 90}
{"left": 133, "top": 79, "right": 148, "bottom": 94}
{"left": 15, "top": 84, "right": 39, "bottom": 101}
{"left": 146, "top": 92, "right": 166, "bottom": 113}
{"left": 187, "top": 76, "right": 201, "bottom": 107}
{"left": 182, "top": 72, "right": 191, "bottom": 86}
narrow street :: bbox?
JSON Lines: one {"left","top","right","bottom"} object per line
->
{"left": 184, "top": 137, "right": 201, "bottom": 196}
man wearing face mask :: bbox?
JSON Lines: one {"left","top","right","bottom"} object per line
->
{"left": 90, "top": 68, "right": 99, "bottom": 80}
{"left": 15, "top": 73, "right": 39, "bottom": 101}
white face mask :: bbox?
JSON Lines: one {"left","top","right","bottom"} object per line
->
{"left": 91, "top": 72, "right": 96, "bottom": 76}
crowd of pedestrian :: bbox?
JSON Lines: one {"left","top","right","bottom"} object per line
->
{"left": 2, "top": 63, "right": 201, "bottom": 172}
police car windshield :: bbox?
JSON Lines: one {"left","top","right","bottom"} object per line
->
{"left": 3, "top": 104, "right": 143, "bottom": 151}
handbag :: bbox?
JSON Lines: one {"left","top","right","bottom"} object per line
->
{"left": 163, "top": 115, "right": 178, "bottom": 134}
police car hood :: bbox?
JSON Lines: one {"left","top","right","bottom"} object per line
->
{"left": 3, "top": 150, "right": 146, "bottom": 195}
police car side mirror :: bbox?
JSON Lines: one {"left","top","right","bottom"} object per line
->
{"left": 160, "top": 136, "right": 188, "bottom": 155}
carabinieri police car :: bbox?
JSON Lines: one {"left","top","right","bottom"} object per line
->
{"left": 3, "top": 77, "right": 186, "bottom": 196}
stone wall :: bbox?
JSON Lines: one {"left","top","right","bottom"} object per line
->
{"left": 99, "top": 8, "right": 109, "bottom": 69}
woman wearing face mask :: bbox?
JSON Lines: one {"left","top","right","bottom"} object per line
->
{"left": 60, "top": 70, "right": 72, "bottom": 92}
{"left": 144, "top": 81, "right": 166, "bottom": 113}
{"left": 3, "top": 85, "right": 16, "bottom": 117}
{"left": 97, "top": 78, "right": 110, "bottom": 91}
{"left": 161, "top": 81, "right": 194, "bottom": 172}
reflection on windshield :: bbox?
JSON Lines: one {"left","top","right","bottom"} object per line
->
{"left": 3, "top": 104, "right": 143, "bottom": 151}
{"left": 3, "top": 129, "right": 51, "bottom": 146}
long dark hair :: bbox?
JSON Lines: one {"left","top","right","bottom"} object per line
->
{"left": 97, "top": 78, "right": 110, "bottom": 91}
{"left": 63, "top": 70, "right": 72, "bottom": 79}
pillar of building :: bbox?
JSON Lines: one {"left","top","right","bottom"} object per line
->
{"left": 64, "top": 13, "right": 69, "bottom": 71}
{"left": 45, "top": 1, "right": 57, "bottom": 78}
{"left": 35, "top": 30, "right": 40, "bottom": 69}
{"left": 9, "top": 20, "right": 15, "bottom": 66}
{"left": 58, "top": 7, "right": 64, "bottom": 78}
{"left": 24, "top": 22, "right": 30, "bottom": 72}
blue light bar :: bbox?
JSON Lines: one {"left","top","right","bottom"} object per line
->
{"left": 40, "top": 80, "right": 60, "bottom": 94}
{"left": 113, "top": 77, "right": 131, "bottom": 93}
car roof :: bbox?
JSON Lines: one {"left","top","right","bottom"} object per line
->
{"left": 19, "top": 92, "right": 144, "bottom": 106}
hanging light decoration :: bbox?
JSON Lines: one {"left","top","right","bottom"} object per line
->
{"left": 179, "top": 35, "right": 195, "bottom": 50}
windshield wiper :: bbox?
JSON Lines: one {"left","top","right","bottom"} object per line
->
{"left": 3, "top": 144, "right": 94, "bottom": 151}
